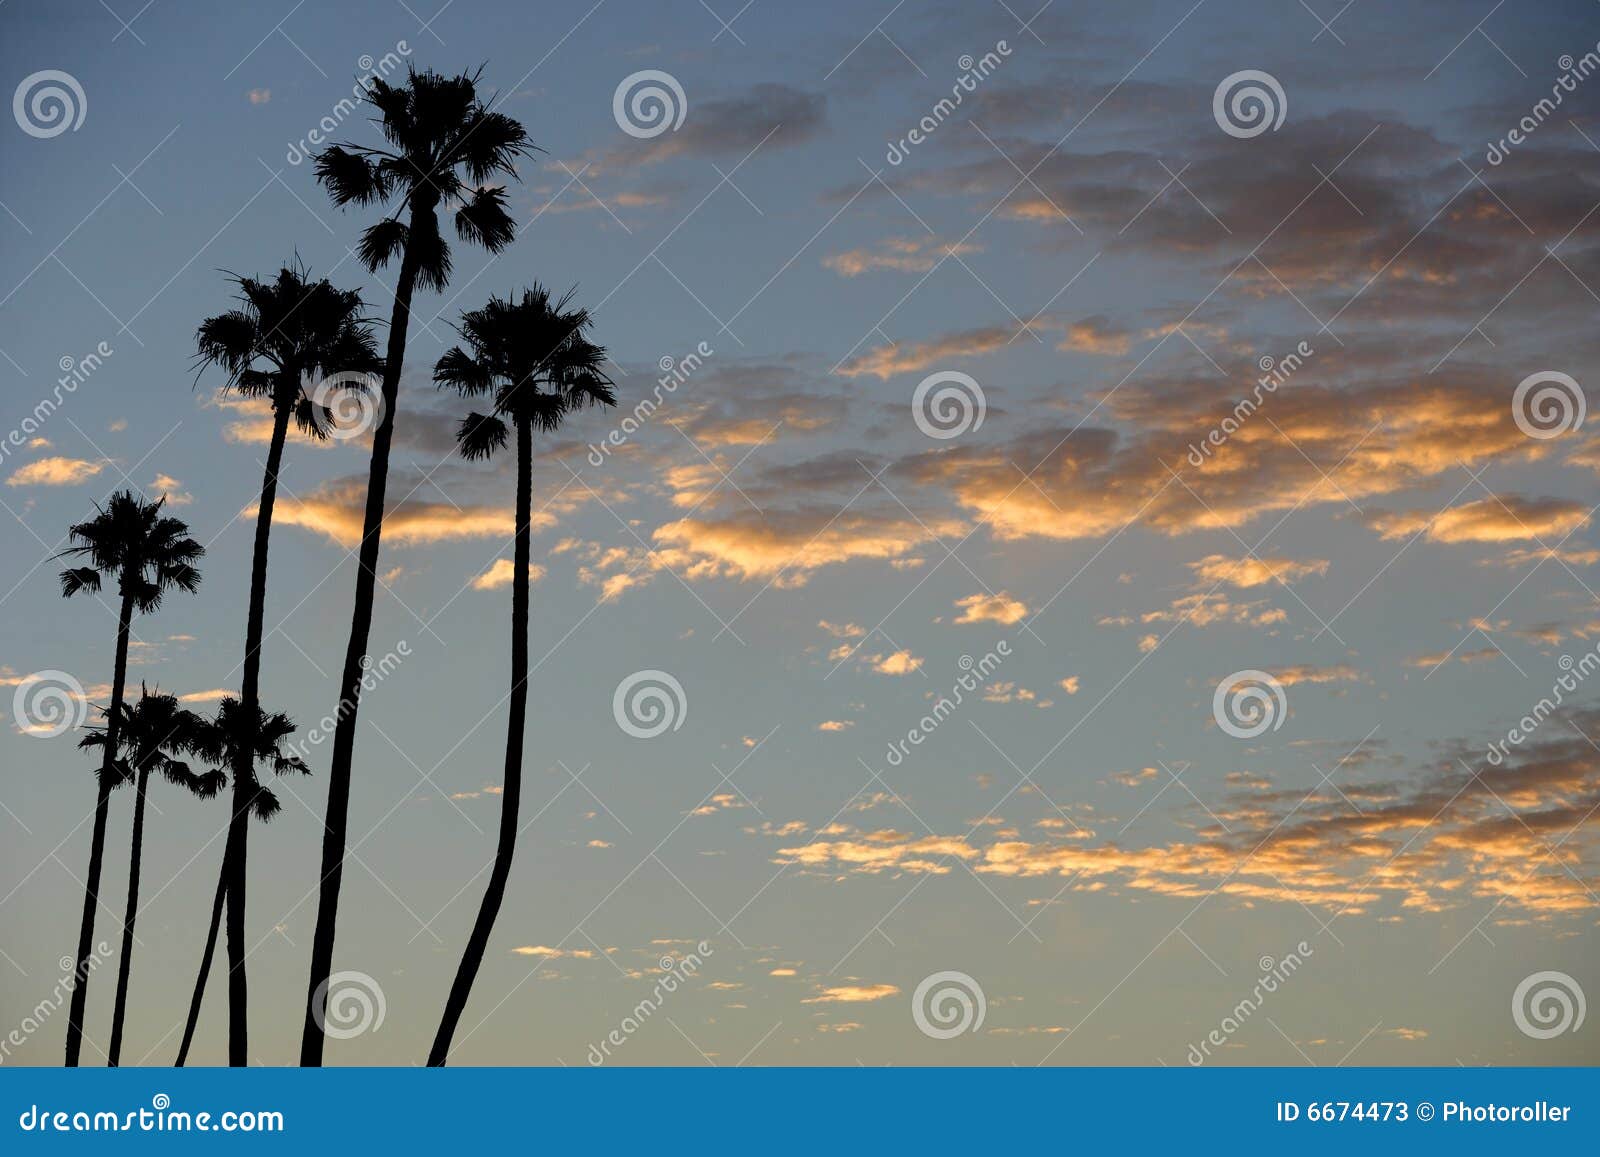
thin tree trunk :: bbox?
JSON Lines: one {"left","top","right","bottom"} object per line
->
{"left": 301, "top": 237, "right": 422, "bottom": 1066}
{"left": 106, "top": 763, "right": 150, "bottom": 1066}
{"left": 65, "top": 587, "right": 133, "bottom": 1067}
{"left": 223, "top": 401, "right": 290, "bottom": 1067}
{"left": 175, "top": 842, "right": 229, "bottom": 1067}
{"left": 428, "top": 419, "right": 532, "bottom": 1066}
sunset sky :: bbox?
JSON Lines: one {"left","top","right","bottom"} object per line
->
{"left": 2, "top": 0, "right": 1598, "bottom": 1066}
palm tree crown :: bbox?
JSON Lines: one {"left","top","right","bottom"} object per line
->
{"left": 60, "top": 491, "right": 203, "bottom": 612}
{"left": 434, "top": 284, "right": 616, "bottom": 458}
{"left": 314, "top": 68, "right": 536, "bottom": 291}
{"left": 190, "top": 698, "right": 311, "bottom": 822}
{"left": 194, "top": 261, "right": 381, "bottom": 438}
{"left": 78, "top": 687, "right": 220, "bottom": 799}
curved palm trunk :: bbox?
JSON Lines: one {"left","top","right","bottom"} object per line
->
{"left": 65, "top": 587, "right": 134, "bottom": 1067}
{"left": 429, "top": 419, "right": 532, "bottom": 1066}
{"left": 301, "top": 238, "right": 422, "bottom": 1066}
{"left": 174, "top": 841, "right": 229, "bottom": 1067}
{"left": 105, "top": 763, "right": 151, "bottom": 1065}
{"left": 220, "top": 400, "right": 291, "bottom": 1067}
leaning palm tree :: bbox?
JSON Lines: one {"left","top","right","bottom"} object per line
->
{"left": 174, "top": 697, "right": 310, "bottom": 1067}
{"left": 59, "top": 491, "right": 203, "bottom": 1066}
{"left": 427, "top": 287, "right": 614, "bottom": 1066}
{"left": 195, "top": 261, "right": 379, "bottom": 1066}
{"left": 302, "top": 66, "right": 533, "bottom": 1066}
{"left": 80, "top": 687, "right": 221, "bottom": 1066}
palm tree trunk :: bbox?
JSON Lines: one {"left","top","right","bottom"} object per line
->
{"left": 301, "top": 238, "right": 422, "bottom": 1067}
{"left": 65, "top": 587, "right": 134, "bottom": 1067}
{"left": 428, "top": 419, "right": 533, "bottom": 1066}
{"left": 174, "top": 844, "right": 229, "bottom": 1066}
{"left": 222, "top": 401, "right": 291, "bottom": 1067}
{"left": 105, "top": 763, "right": 150, "bottom": 1066}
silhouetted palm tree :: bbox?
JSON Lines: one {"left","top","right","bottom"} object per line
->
{"left": 195, "top": 261, "right": 378, "bottom": 1065}
{"left": 174, "top": 697, "right": 309, "bottom": 1067}
{"left": 301, "top": 67, "right": 534, "bottom": 1066}
{"left": 58, "top": 491, "right": 203, "bottom": 1066}
{"left": 80, "top": 687, "right": 221, "bottom": 1066}
{"left": 427, "top": 287, "right": 613, "bottom": 1066}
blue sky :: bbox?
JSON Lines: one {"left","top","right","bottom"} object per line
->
{"left": 2, "top": 0, "right": 1599, "bottom": 1066}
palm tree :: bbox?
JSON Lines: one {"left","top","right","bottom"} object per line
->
{"left": 173, "top": 697, "right": 309, "bottom": 1066}
{"left": 427, "top": 287, "right": 614, "bottom": 1066}
{"left": 195, "top": 261, "right": 378, "bottom": 1065}
{"left": 59, "top": 491, "right": 203, "bottom": 1066}
{"left": 301, "top": 67, "right": 533, "bottom": 1066}
{"left": 79, "top": 687, "right": 222, "bottom": 1066}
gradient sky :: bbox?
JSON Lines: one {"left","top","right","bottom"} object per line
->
{"left": 2, "top": 0, "right": 1599, "bottom": 1066}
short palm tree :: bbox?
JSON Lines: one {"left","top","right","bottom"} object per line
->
{"left": 195, "top": 261, "right": 378, "bottom": 1066}
{"left": 302, "top": 67, "right": 534, "bottom": 1067}
{"left": 59, "top": 491, "right": 203, "bottom": 1066}
{"left": 79, "top": 687, "right": 221, "bottom": 1066}
{"left": 427, "top": 286, "right": 614, "bottom": 1066}
{"left": 174, "top": 697, "right": 310, "bottom": 1067}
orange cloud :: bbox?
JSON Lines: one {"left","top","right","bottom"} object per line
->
{"left": 953, "top": 591, "right": 1029, "bottom": 625}
{"left": 471, "top": 559, "right": 548, "bottom": 591}
{"left": 6, "top": 456, "right": 106, "bottom": 486}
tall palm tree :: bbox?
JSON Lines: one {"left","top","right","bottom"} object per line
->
{"left": 195, "top": 261, "right": 378, "bottom": 1065}
{"left": 427, "top": 287, "right": 614, "bottom": 1066}
{"left": 59, "top": 491, "right": 203, "bottom": 1066}
{"left": 174, "top": 698, "right": 309, "bottom": 1066}
{"left": 301, "top": 67, "right": 533, "bottom": 1066}
{"left": 80, "top": 687, "right": 222, "bottom": 1066}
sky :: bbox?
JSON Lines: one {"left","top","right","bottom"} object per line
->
{"left": 2, "top": 0, "right": 1599, "bottom": 1067}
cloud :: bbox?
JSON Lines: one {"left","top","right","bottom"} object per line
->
{"left": 818, "top": 720, "right": 854, "bottom": 731}
{"left": 150, "top": 473, "right": 194, "bottom": 506}
{"left": 1059, "top": 676, "right": 1080, "bottom": 694}
{"left": 1058, "top": 315, "right": 1131, "bottom": 356}
{"left": 869, "top": 650, "right": 923, "bottom": 676}
{"left": 471, "top": 560, "right": 548, "bottom": 591}
{"left": 1188, "top": 554, "right": 1329, "bottom": 588}
{"left": 801, "top": 983, "right": 900, "bottom": 1003}
{"left": 6, "top": 456, "right": 106, "bottom": 486}
{"left": 272, "top": 476, "right": 536, "bottom": 547}
{"left": 953, "top": 591, "right": 1029, "bottom": 625}
{"left": 838, "top": 324, "right": 1013, "bottom": 380}
{"left": 1367, "top": 496, "right": 1590, "bottom": 544}
{"left": 247, "top": 88, "right": 271, "bottom": 104}
{"left": 178, "top": 688, "right": 235, "bottom": 703}
{"left": 1272, "top": 664, "right": 1363, "bottom": 686}
{"left": 822, "top": 236, "right": 981, "bottom": 277}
